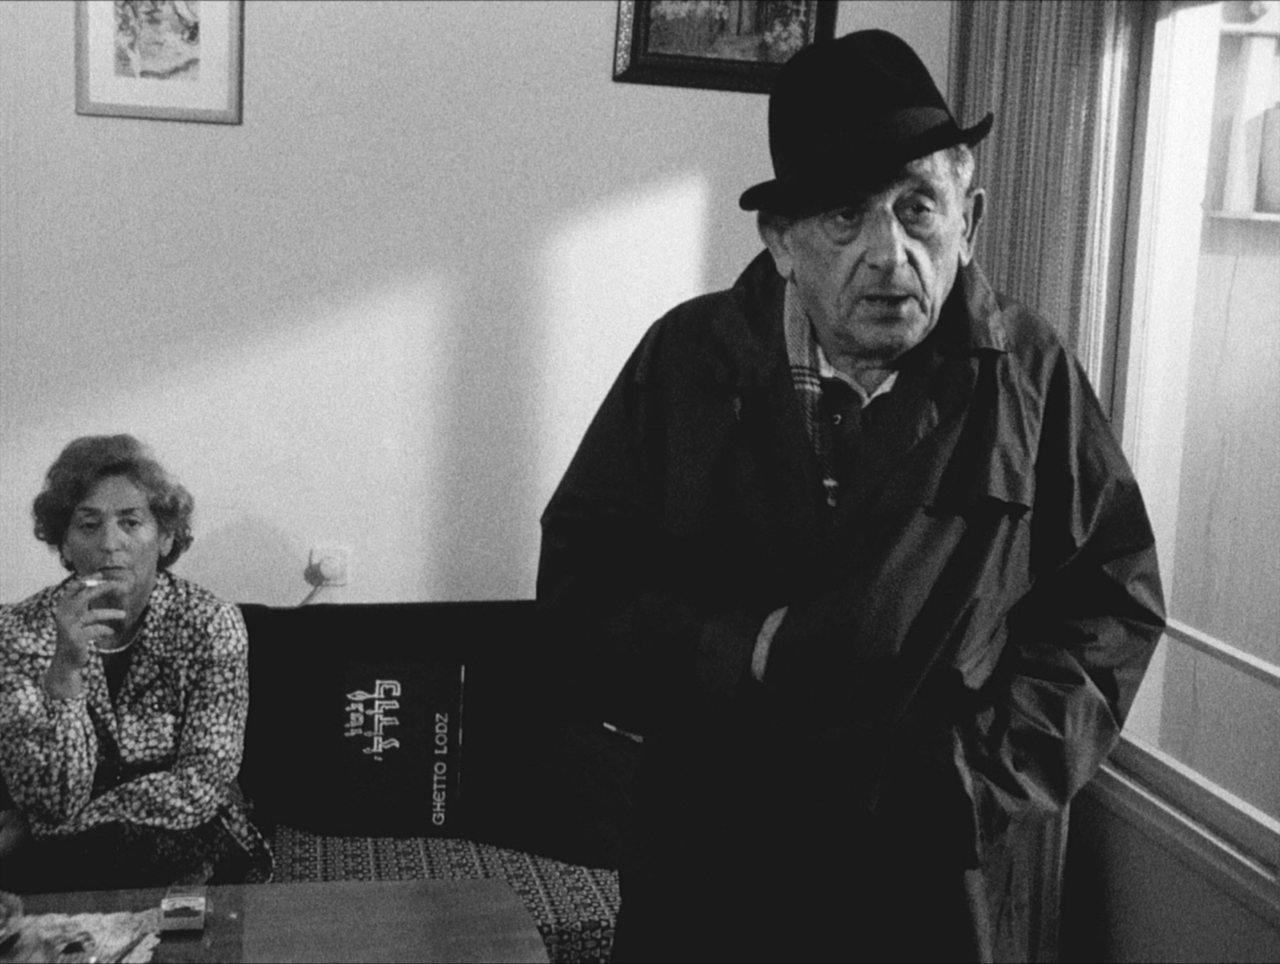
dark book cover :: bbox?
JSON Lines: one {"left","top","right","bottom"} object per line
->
{"left": 241, "top": 603, "right": 467, "bottom": 837}
{"left": 336, "top": 657, "right": 466, "bottom": 835}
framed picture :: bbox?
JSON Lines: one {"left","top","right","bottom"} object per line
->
{"left": 75, "top": 0, "right": 244, "bottom": 124}
{"left": 613, "top": 0, "right": 837, "bottom": 93}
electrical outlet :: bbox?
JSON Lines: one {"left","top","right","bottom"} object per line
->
{"left": 304, "top": 545, "right": 350, "bottom": 587}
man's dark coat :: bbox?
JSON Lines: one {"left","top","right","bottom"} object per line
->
{"left": 538, "top": 251, "right": 1164, "bottom": 962}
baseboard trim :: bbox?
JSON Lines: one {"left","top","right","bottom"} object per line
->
{"left": 1087, "top": 762, "right": 1280, "bottom": 928}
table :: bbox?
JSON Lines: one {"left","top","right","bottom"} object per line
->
{"left": 17, "top": 879, "right": 549, "bottom": 963}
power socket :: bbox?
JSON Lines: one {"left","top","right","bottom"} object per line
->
{"left": 304, "top": 545, "right": 350, "bottom": 587}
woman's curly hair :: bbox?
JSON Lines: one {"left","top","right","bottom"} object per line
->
{"left": 32, "top": 435, "right": 194, "bottom": 571}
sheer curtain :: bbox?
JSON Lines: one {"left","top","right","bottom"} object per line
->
{"left": 949, "top": 0, "right": 1148, "bottom": 411}
{"left": 948, "top": 4, "right": 1150, "bottom": 960}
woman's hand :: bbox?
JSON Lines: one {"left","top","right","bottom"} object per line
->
{"left": 44, "top": 577, "right": 125, "bottom": 698}
{"left": 0, "top": 809, "right": 29, "bottom": 860}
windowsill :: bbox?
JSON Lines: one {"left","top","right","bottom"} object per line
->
{"left": 1097, "top": 735, "right": 1280, "bottom": 926}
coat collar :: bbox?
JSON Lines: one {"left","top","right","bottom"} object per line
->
{"left": 957, "top": 260, "right": 1008, "bottom": 352}
{"left": 935, "top": 259, "right": 1008, "bottom": 356}
{"left": 695, "top": 249, "right": 789, "bottom": 389}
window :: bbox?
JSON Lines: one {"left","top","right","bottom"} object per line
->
{"left": 1113, "top": 0, "right": 1280, "bottom": 876}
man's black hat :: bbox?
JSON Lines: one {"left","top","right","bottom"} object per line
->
{"left": 739, "top": 29, "right": 993, "bottom": 216}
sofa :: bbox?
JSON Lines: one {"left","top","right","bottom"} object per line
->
{"left": 237, "top": 600, "right": 640, "bottom": 964}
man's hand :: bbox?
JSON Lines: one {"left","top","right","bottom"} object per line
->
{"left": 44, "top": 577, "right": 124, "bottom": 698}
{"left": 751, "top": 607, "right": 789, "bottom": 681}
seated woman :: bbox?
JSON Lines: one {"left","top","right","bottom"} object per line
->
{"left": 0, "top": 434, "right": 271, "bottom": 891}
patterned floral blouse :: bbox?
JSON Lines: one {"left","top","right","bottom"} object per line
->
{"left": 0, "top": 571, "right": 270, "bottom": 876}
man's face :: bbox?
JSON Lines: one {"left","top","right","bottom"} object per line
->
{"left": 762, "top": 151, "right": 983, "bottom": 369}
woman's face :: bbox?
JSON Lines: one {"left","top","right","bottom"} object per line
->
{"left": 61, "top": 474, "right": 173, "bottom": 624}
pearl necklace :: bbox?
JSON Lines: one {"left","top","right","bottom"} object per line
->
{"left": 95, "top": 621, "right": 141, "bottom": 655}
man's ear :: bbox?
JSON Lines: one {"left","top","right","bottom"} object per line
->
{"left": 958, "top": 189, "right": 985, "bottom": 267}
{"left": 757, "top": 212, "right": 796, "bottom": 280}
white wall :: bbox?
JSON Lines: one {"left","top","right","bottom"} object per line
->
{"left": 0, "top": 0, "right": 953, "bottom": 606}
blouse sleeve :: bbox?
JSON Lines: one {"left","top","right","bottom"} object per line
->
{"left": 60, "top": 602, "right": 250, "bottom": 833}
{"left": 0, "top": 602, "right": 101, "bottom": 828}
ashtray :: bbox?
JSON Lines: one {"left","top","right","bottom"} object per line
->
{"left": 159, "top": 886, "right": 206, "bottom": 933}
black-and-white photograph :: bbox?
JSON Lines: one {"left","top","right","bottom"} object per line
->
{"left": 75, "top": 0, "right": 242, "bottom": 123}
{"left": 1, "top": 2, "right": 1277, "bottom": 962}
{"left": 614, "top": 0, "right": 837, "bottom": 91}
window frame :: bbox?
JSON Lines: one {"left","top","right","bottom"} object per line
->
{"left": 1104, "top": 0, "right": 1280, "bottom": 915}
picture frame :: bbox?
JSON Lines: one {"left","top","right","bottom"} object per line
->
{"left": 613, "top": 0, "right": 837, "bottom": 94}
{"left": 75, "top": 0, "right": 244, "bottom": 124}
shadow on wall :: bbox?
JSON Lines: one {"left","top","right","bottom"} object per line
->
{"left": 0, "top": 174, "right": 713, "bottom": 607}
{"left": 0, "top": 273, "right": 454, "bottom": 607}
{"left": 535, "top": 174, "right": 709, "bottom": 503}
{"left": 435, "top": 173, "right": 710, "bottom": 602}
{"left": 0, "top": 0, "right": 758, "bottom": 607}
{"left": 180, "top": 513, "right": 300, "bottom": 606}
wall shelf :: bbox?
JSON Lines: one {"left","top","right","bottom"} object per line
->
{"left": 1208, "top": 210, "right": 1280, "bottom": 221}
{"left": 1211, "top": 22, "right": 1280, "bottom": 215}
{"left": 1219, "top": 25, "right": 1280, "bottom": 36}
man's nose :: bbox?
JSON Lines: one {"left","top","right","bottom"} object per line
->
{"left": 861, "top": 209, "right": 908, "bottom": 270}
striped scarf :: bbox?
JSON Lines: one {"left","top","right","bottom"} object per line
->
{"left": 783, "top": 282, "right": 897, "bottom": 507}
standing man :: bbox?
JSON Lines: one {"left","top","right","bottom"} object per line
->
{"left": 539, "top": 30, "right": 1163, "bottom": 963}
